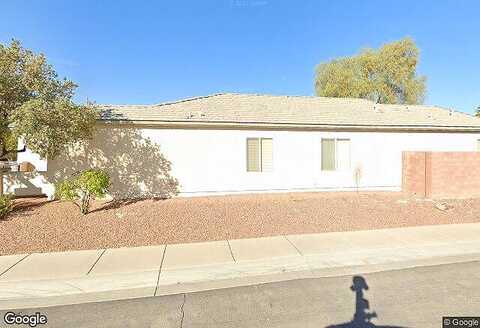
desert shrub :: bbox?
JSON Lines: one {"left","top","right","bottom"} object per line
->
{"left": 55, "top": 169, "right": 110, "bottom": 215}
{"left": 0, "top": 194, "right": 14, "bottom": 220}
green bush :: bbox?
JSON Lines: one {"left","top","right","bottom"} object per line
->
{"left": 0, "top": 194, "right": 14, "bottom": 220}
{"left": 55, "top": 169, "right": 110, "bottom": 215}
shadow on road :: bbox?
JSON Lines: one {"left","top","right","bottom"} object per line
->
{"left": 326, "top": 275, "right": 408, "bottom": 328}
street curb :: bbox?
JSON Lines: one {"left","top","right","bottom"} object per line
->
{"left": 1, "top": 249, "right": 480, "bottom": 310}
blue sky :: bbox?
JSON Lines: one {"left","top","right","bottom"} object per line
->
{"left": 1, "top": 1, "right": 479, "bottom": 113}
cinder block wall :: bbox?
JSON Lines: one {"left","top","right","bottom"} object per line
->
{"left": 402, "top": 152, "right": 428, "bottom": 197}
{"left": 403, "top": 151, "right": 480, "bottom": 199}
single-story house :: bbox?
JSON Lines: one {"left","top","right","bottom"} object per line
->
{"left": 5, "top": 93, "right": 480, "bottom": 199}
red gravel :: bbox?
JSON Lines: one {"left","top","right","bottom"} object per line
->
{"left": 1, "top": 192, "right": 479, "bottom": 255}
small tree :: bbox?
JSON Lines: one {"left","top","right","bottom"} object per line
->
{"left": 0, "top": 39, "right": 97, "bottom": 195}
{"left": 56, "top": 170, "right": 110, "bottom": 215}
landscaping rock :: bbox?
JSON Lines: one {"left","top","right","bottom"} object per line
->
{"left": 434, "top": 202, "right": 452, "bottom": 211}
{"left": 1, "top": 192, "right": 478, "bottom": 255}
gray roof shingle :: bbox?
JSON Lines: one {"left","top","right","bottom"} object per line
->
{"left": 98, "top": 93, "right": 480, "bottom": 131}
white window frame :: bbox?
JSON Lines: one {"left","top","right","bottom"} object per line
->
{"left": 321, "top": 138, "right": 351, "bottom": 171}
{"left": 246, "top": 137, "right": 273, "bottom": 172}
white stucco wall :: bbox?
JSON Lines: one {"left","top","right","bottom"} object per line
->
{"left": 17, "top": 140, "right": 48, "bottom": 172}
{"left": 2, "top": 139, "right": 49, "bottom": 197}
{"left": 141, "top": 128, "right": 480, "bottom": 195}
{"left": 4, "top": 126, "right": 480, "bottom": 198}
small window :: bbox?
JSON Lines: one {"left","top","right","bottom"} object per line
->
{"left": 321, "top": 138, "right": 350, "bottom": 171}
{"left": 247, "top": 138, "right": 260, "bottom": 172}
{"left": 336, "top": 139, "right": 351, "bottom": 170}
{"left": 321, "top": 139, "right": 335, "bottom": 171}
{"left": 246, "top": 138, "right": 273, "bottom": 172}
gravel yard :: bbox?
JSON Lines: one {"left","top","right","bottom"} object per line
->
{"left": 1, "top": 191, "right": 479, "bottom": 255}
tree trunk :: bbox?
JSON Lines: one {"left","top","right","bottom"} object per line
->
{"left": 80, "top": 192, "right": 91, "bottom": 215}
{"left": 0, "top": 173, "right": 3, "bottom": 196}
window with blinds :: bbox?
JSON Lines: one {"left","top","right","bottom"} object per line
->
{"left": 321, "top": 138, "right": 350, "bottom": 171}
{"left": 247, "top": 138, "right": 260, "bottom": 172}
{"left": 321, "top": 139, "right": 335, "bottom": 171}
{"left": 246, "top": 138, "right": 273, "bottom": 172}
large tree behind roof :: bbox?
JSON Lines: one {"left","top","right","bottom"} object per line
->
{"left": 0, "top": 39, "right": 97, "bottom": 194}
{"left": 314, "top": 37, "right": 426, "bottom": 105}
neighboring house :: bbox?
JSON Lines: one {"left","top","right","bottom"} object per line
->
{"left": 4, "top": 93, "right": 480, "bottom": 199}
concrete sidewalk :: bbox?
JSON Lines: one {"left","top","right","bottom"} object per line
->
{"left": 1, "top": 222, "right": 480, "bottom": 309}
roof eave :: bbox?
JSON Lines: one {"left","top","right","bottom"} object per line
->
{"left": 97, "top": 119, "right": 480, "bottom": 132}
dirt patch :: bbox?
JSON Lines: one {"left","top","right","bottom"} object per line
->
{"left": 1, "top": 192, "right": 478, "bottom": 255}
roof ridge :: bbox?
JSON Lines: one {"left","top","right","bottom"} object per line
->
{"left": 154, "top": 93, "right": 227, "bottom": 107}
{"left": 221, "top": 92, "right": 375, "bottom": 103}
{"left": 396, "top": 103, "right": 478, "bottom": 118}
{"left": 98, "top": 93, "right": 229, "bottom": 108}
{"left": 429, "top": 105, "right": 478, "bottom": 118}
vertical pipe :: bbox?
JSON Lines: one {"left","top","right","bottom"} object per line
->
{"left": 0, "top": 172, "right": 3, "bottom": 196}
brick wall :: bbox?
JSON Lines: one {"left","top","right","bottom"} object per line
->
{"left": 403, "top": 151, "right": 480, "bottom": 199}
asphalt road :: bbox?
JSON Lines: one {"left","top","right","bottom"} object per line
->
{"left": 1, "top": 261, "right": 480, "bottom": 328}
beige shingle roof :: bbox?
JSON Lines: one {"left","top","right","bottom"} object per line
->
{"left": 99, "top": 93, "right": 480, "bottom": 131}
